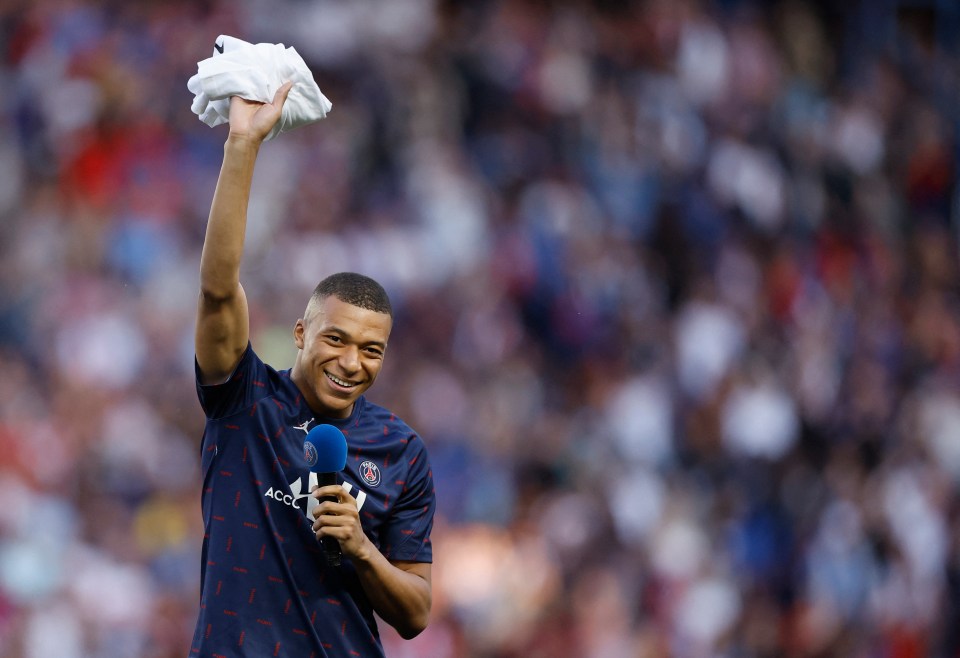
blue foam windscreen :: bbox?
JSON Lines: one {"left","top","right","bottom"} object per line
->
{"left": 303, "top": 424, "right": 348, "bottom": 473}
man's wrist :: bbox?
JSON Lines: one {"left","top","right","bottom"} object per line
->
{"left": 224, "top": 133, "right": 263, "bottom": 155}
{"left": 351, "top": 537, "right": 377, "bottom": 565}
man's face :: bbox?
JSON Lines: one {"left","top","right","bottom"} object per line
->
{"left": 292, "top": 295, "right": 392, "bottom": 418}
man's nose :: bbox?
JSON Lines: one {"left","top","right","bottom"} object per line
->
{"left": 339, "top": 345, "right": 360, "bottom": 372}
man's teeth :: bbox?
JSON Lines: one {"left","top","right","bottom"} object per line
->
{"left": 327, "top": 373, "right": 355, "bottom": 387}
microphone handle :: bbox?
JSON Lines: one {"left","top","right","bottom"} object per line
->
{"left": 317, "top": 471, "right": 342, "bottom": 566}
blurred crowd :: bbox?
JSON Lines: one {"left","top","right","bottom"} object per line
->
{"left": 2, "top": 0, "right": 960, "bottom": 656}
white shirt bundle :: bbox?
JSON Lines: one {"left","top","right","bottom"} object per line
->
{"left": 187, "top": 34, "right": 332, "bottom": 140}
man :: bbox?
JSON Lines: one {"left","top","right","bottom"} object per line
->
{"left": 189, "top": 82, "right": 435, "bottom": 657}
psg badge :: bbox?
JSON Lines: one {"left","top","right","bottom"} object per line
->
{"left": 304, "top": 440, "right": 318, "bottom": 468}
{"left": 358, "top": 460, "right": 381, "bottom": 487}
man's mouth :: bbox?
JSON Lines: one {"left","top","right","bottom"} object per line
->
{"left": 325, "top": 372, "right": 357, "bottom": 389}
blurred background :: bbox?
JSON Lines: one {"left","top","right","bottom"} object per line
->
{"left": 2, "top": 0, "right": 960, "bottom": 656}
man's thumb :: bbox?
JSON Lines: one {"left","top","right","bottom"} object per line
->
{"left": 273, "top": 81, "right": 294, "bottom": 106}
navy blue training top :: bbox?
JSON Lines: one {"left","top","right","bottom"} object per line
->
{"left": 188, "top": 345, "right": 435, "bottom": 658}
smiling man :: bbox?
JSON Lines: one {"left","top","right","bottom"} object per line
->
{"left": 189, "top": 82, "right": 435, "bottom": 658}
{"left": 291, "top": 284, "right": 392, "bottom": 418}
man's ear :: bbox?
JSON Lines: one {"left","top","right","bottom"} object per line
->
{"left": 293, "top": 319, "right": 305, "bottom": 350}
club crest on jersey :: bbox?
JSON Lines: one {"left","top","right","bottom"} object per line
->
{"left": 358, "top": 460, "right": 381, "bottom": 487}
{"left": 304, "top": 441, "right": 318, "bottom": 468}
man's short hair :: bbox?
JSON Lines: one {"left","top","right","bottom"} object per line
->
{"left": 311, "top": 272, "right": 393, "bottom": 317}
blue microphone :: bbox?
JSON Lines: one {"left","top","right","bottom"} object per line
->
{"left": 304, "top": 424, "right": 348, "bottom": 566}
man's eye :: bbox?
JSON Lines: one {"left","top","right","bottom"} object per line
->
{"left": 326, "top": 335, "right": 342, "bottom": 343}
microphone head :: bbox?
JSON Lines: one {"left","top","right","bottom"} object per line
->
{"left": 304, "top": 424, "right": 348, "bottom": 473}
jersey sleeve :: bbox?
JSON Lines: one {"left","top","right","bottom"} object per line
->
{"left": 194, "top": 343, "right": 269, "bottom": 419}
{"left": 381, "top": 435, "right": 436, "bottom": 563}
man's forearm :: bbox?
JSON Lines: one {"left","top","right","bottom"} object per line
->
{"left": 199, "top": 135, "right": 261, "bottom": 299}
{"left": 352, "top": 548, "right": 432, "bottom": 640}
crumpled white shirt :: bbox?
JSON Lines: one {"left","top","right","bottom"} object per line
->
{"left": 187, "top": 34, "right": 332, "bottom": 140}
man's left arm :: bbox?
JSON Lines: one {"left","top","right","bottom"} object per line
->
{"left": 311, "top": 486, "right": 432, "bottom": 639}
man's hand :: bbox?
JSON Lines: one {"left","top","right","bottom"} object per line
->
{"left": 194, "top": 80, "right": 295, "bottom": 385}
{"left": 310, "top": 483, "right": 432, "bottom": 639}
{"left": 311, "top": 485, "right": 373, "bottom": 560}
{"left": 228, "top": 81, "right": 294, "bottom": 143}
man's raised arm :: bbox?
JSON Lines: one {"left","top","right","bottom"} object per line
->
{"left": 195, "top": 83, "right": 293, "bottom": 385}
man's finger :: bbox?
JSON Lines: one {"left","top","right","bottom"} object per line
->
{"left": 273, "top": 81, "right": 294, "bottom": 107}
{"left": 311, "top": 485, "right": 342, "bottom": 499}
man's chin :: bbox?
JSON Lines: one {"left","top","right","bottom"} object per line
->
{"left": 316, "top": 391, "right": 357, "bottom": 418}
